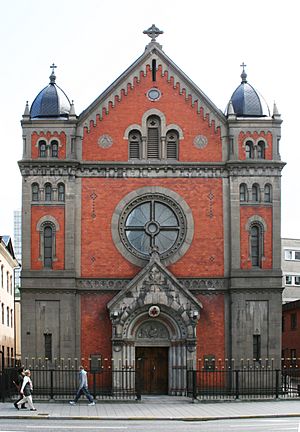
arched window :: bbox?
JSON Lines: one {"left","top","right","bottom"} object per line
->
{"left": 129, "top": 130, "right": 141, "bottom": 159}
{"left": 245, "top": 140, "right": 254, "bottom": 159}
{"left": 45, "top": 183, "right": 52, "bottom": 201}
{"left": 51, "top": 140, "right": 59, "bottom": 158}
{"left": 166, "top": 130, "right": 179, "bottom": 159}
{"left": 1, "top": 265, "right": 3, "bottom": 288}
{"left": 257, "top": 140, "right": 265, "bottom": 159}
{"left": 44, "top": 225, "right": 53, "bottom": 268}
{"left": 264, "top": 184, "right": 272, "bottom": 203}
{"left": 252, "top": 184, "right": 260, "bottom": 202}
{"left": 239, "top": 183, "right": 248, "bottom": 202}
{"left": 1, "top": 303, "right": 4, "bottom": 324}
{"left": 32, "top": 183, "right": 39, "bottom": 201}
{"left": 147, "top": 116, "right": 160, "bottom": 159}
{"left": 250, "top": 224, "right": 263, "bottom": 267}
{"left": 58, "top": 183, "right": 65, "bottom": 202}
{"left": 6, "top": 306, "right": 9, "bottom": 326}
{"left": 39, "top": 140, "right": 47, "bottom": 158}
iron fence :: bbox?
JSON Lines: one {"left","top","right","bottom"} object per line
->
{"left": 2, "top": 357, "right": 300, "bottom": 402}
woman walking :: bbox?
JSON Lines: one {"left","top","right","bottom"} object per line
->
{"left": 15, "top": 369, "right": 36, "bottom": 411}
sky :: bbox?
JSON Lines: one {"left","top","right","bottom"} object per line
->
{"left": 0, "top": 0, "right": 299, "bottom": 240}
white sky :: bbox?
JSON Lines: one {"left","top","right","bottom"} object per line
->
{"left": 0, "top": 0, "right": 298, "bottom": 239}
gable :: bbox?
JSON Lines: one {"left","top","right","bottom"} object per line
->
{"left": 107, "top": 252, "right": 203, "bottom": 321}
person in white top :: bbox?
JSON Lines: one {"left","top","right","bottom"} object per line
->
{"left": 16, "top": 369, "right": 36, "bottom": 411}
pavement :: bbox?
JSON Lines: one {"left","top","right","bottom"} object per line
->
{"left": 2, "top": 397, "right": 300, "bottom": 421}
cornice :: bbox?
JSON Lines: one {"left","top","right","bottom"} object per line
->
{"left": 18, "top": 160, "right": 285, "bottom": 178}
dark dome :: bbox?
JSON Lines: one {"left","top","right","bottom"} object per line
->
{"left": 228, "top": 68, "right": 269, "bottom": 117}
{"left": 30, "top": 70, "right": 71, "bottom": 119}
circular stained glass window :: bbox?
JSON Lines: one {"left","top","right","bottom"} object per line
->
{"left": 147, "top": 88, "right": 161, "bottom": 101}
{"left": 119, "top": 194, "right": 186, "bottom": 260}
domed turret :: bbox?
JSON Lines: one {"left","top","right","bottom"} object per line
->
{"left": 30, "top": 64, "right": 71, "bottom": 119}
{"left": 227, "top": 63, "right": 269, "bottom": 117}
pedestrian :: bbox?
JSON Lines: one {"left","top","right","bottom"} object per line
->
{"left": 13, "top": 367, "right": 27, "bottom": 409}
{"left": 15, "top": 369, "right": 37, "bottom": 411}
{"left": 69, "top": 365, "right": 95, "bottom": 405}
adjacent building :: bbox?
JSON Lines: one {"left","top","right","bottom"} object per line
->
{"left": 13, "top": 210, "right": 22, "bottom": 359}
{"left": 19, "top": 26, "right": 284, "bottom": 394}
{"left": 0, "top": 236, "right": 18, "bottom": 364}
{"left": 282, "top": 238, "right": 300, "bottom": 303}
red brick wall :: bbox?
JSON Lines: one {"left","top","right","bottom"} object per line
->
{"left": 238, "top": 131, "right": 273, "bottom": 160}
{"left": 282, "top": 307, "right": 300, "bottom": 358}
{"left": 82, "top": 65, "right": 222, "bottom": 163}
{"left": 31, "top": 206, "right": 65, "bottom": 269}
{"left": 81, "top": 178, "right": 224, "bottom": 278}
{"left": 196, "top": 293, "right": 225, "bottom": 364}
{"left": 31, "top": 131, "right": 66, "bottom": 159}
{"left": 240, "top": 206, "right": 273, "bottom": 269}
{"left": 80, "top": 293, "right": 114, "bottom": 361}
{"left": 80, "top": 292, "right": 225, "bottom": 365}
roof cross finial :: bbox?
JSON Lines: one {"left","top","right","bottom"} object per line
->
{"left": 49, "top": 63, "right": 57, "bottom": 83}
{"left": 240, "top": 62, "right": 247, "bottom": 83}
{"left": 50, "top": 63, "right": 57, "bottom": 74}
{"left": 143, "top": 24, "right": 163, "bottom": 42}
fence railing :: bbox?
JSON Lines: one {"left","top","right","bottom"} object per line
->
{"left": 2, "top": 357, "right": 300, "bottom": 402}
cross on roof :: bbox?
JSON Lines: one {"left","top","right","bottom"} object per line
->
{"left": 50, "top": 63, "right": 57, "bottom": 74}
{"left": 240, "top": 62, "right": 247, "bottom": 73}
{"left": 143, "top": 24, "right": 163, "bottom": 42}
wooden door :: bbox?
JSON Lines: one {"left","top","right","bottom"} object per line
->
{"left": 136, "top": 347, "right": 168, "bottom": 394}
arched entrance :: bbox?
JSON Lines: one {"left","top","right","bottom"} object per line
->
{"left": 107, "top": 251, "right": 202, "bottom": 395}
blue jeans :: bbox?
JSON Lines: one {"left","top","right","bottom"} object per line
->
{"left": 74, "top": 386, "right": 93, "bottom": 403}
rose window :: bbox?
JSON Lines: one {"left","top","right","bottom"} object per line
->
{"left": 119, "top": 194, "right": 186, "bottom": 260}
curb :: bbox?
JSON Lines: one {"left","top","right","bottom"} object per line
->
{"left": 1, "top": 413, "right": 300, "bottom": 421}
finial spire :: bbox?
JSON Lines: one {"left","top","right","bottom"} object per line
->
{"left": 240, "top": 62, "right": 247, "bottom": 83}
{"left": 49, "top": 63, "right": 57, "bottom": 83}
{"left": 143, "top": 24, "right": 163, "bottom": 42}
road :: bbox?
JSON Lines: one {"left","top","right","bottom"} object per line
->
{"left": 1, "top": 418, "right": 300, "bottom": 432}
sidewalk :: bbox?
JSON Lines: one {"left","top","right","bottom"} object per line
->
{"left": 1, "top": 397, "right": 300, "bottom": 421}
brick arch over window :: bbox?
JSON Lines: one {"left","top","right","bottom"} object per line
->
{"left": 124, "top": 110, "right": 183, "bottom": 161}
{"left": 36, "top": 216, "right": 60, "bottom": 268}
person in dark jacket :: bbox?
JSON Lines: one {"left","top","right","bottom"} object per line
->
{"left": 13, "top": 368, "right": 26, "bottom": 409}
{"left": 15, "top": 369, "right": 36, "bottom": 411}
{"left": 69, "top": 365, "right": 95, "bottom": 405}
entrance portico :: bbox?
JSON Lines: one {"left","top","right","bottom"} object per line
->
{"left": 108, "top": 250, "right": 202, "bottom": 395}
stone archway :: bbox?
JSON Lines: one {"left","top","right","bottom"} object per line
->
{"left": 108, "top": 251, "right": 202, "bottom": 395}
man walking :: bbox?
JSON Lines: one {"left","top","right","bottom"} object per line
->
{"left": 69, "top": 365, "right": 95, "bottom": 405}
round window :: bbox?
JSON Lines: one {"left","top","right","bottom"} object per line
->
{"left": 119, "top": 193, "right": 186, "bottom": 261}
{"left": 147, "top": 88, "right": 161, "bottom": 101}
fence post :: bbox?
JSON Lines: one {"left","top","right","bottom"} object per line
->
{"left": 135, "top": 369, "right": 141, "bottom": 401}
{"left": 92, "top": 372, "right": 96, "bottom": 399}
{"left": 50, "top": 369, "right": 54, "bottom": 400}
{"left": 235, "top": 370, "right": 239, "bottom": 399}
{"left": 275, "top": 369, "right": 280, "bottom": 399}
{"left": 192, "top": 370, "right": 197, "bottom": 401}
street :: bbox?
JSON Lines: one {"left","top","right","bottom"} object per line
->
{"left": 1, "top": 418, "right": 300, "bottom": 432}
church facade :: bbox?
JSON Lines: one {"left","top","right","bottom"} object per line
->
{"left": 19, "top": 25, "right": 284, "bottom": 394}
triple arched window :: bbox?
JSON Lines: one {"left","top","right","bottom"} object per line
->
{"left": 38, "top": 139, "right": 60, "bottom": 158}
{"left": 31, "top": 182, "right": 65, "bottom": 202}
{"left": 244, "top": 139, "right": 266, "bottom": 159}
{"left": 239, "top": 183, "right": 272, "bottom": 203}
{"left": 128, "top": 114, "right": 180, "bottom": 161}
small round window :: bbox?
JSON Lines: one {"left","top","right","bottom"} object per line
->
{"left": 119, "top": 193, "right": 186, "bottom": 261}
{"left": 147, "top": 88, "right": 161, "bottom": 101}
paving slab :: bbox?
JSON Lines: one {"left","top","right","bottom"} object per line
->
{"left": 1, "top": 399, "right": 300, "bottom": 421}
